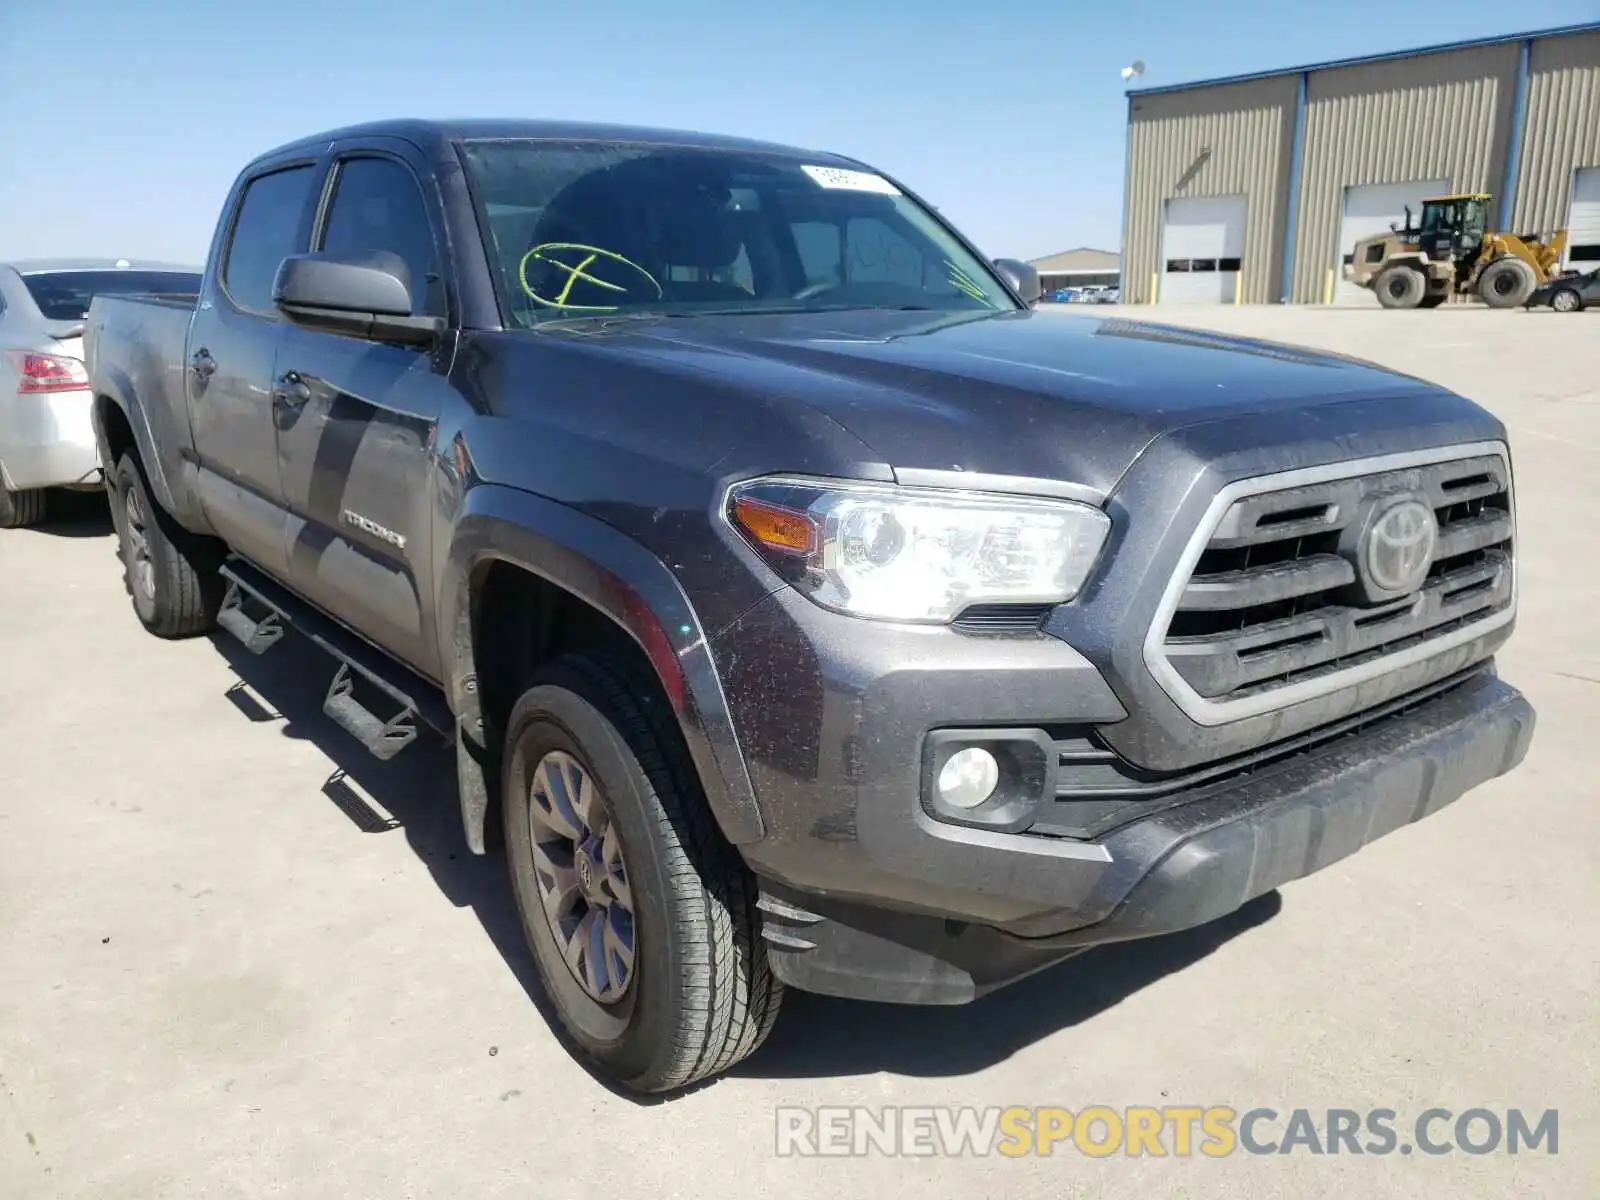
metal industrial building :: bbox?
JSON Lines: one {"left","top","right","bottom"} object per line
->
{"left": 1121, "top": 22, "right": 1600, "bottom": 305}
{"left": 1027, "top": 247, "right": 1122, "bottom": 294}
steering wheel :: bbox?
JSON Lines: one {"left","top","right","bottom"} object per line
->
{"left": 518, "top": 242, "right": 663, "bottom": 312}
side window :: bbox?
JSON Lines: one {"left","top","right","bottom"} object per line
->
{"left": 319, "top": 157, "right": 445, "bottom": 318}
{"left": 223, "top": 165, "right": 317, "bottom": 313}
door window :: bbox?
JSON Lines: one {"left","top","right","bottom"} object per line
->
{"left": 222, "top": 165, "right": 318, "bottom": 313}
{"left": 319, "top": 157, "right": 445, "bottom": 318}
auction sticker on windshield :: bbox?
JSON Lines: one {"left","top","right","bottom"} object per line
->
{"left": 801, "top": 164, "right": 901, "bottom": 195}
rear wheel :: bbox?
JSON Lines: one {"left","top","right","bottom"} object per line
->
{"left": 110, "top": 454, "right": 223, "bottom": 637}
{"left": 502, "top": 653, "right": 782, "bottom": 1094}
{"left": 1551, "top": 287, "right": 1583, "bottom": 313}
{"left": 0, "top": 487, "right": 47, "bottom": 529}
{"left": 1478, "top": 258, "right": 1537, "bottom": 309}
{"left": 1374, "top": 265, "right": 1425, "bottom": 309}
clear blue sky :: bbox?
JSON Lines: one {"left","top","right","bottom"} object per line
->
{"left": 3, "top": 0, "right": 1593, "bottom": 266}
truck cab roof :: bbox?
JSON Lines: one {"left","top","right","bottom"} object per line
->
{"left": 253, "top": 118, "right": 858, "bottom": 171}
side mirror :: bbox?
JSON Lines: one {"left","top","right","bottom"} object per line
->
{"left": 992, "top": 258, "right": 1042, "bottom": 305}
{"left": 273, "top": 252, "right": 442, "bottom": 346}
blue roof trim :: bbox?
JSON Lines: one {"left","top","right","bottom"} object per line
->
{"left": 1126, "top": 21, "right": 1600, "bottom": 96}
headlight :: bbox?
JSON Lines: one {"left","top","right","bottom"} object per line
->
{"left": 726, "top": 476, "right": 1110, "bottom": 623}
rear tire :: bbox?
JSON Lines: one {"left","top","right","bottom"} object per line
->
{"left": 0, "top": 487, "right": 47, "bottom": 529}
{"left": 1551, "top": 287, "right": 1583, "bottom": 313}
{"left": 1478, "top": 258, "right": 1537, "bottom": 309}
{"left": 1374, "top": 265, "right": 1425, "bottom": 309}
{"left": 502, "top": 652, "right": 782, "bottom": 1095}
{"left": 110, "top": 453, "right": 223, "bottom": 637}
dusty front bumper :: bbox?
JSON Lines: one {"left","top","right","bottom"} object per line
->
{"left": 0, "top": 387, "right": 101, "bottom": 491}
{"left": 750, "top": 668, "right": 1534, "bottom": 1004}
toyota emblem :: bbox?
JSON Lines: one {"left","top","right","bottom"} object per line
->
{"left": 1364, "top": 499, "right": 1438, "bottom": 593}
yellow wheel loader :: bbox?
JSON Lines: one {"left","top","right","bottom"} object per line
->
{"left": 1344, "top": 193, "right": 1569, "bottom": 309}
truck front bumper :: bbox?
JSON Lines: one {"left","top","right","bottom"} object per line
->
{"left": 0, "top": 387, "right": 102, "bottom": 491}
{"left": 712, "top": 591, "right": 1535, "bottom": 1005}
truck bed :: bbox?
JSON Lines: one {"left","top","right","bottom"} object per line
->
{"left": 83, "top": 292, "right": 201, "bottom": 514}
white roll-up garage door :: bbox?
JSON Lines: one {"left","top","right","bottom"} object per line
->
{"left": 1335, "top": 180, "right": 1450, "bottom": 306}
{"left": 1160, "top": 195, "right": 1246, "bottom": 305}
{"left": 1566, "top": 167, "right": 1600, "bottom": 269}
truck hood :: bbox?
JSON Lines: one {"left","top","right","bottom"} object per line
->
{"left": 601, "top": 308, "right": 1444, "bottom": 496}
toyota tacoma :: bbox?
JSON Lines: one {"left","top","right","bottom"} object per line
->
{"left": 83, "top": 119, "right": 1535, "bottom": 1094}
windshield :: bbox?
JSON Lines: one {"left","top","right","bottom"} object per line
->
{"left": 1420, "top": 203, "right": 1457, "bottom": 234}
{"left": 22, "top": 270, "right": 201, "bottom": 322}
{"left": 459, "top": 140, "right": 1018, "bottom": 325}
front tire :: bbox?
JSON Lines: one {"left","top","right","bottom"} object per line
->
{"left": 502, "top": 653, "right": 782, "bottom": 1094}
{"left": 1551, "top": 287, "right": 1583, "bottom": 313}
{"left": 1478, "top": 258, "right": 1537, "bottom": 309}
{"left": 110, "top": 454, "right": 223, "bottom": 637}
{"left": 0, "top": 487, "right": 47, "bottom": 529}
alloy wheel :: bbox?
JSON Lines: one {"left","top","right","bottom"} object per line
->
{"left": 123, "top": 485, "right": 156, "bottom": 601}
{"left": 527, "top": 750, "right": 636, "bottom": 1004}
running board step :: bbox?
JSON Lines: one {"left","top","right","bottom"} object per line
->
{"left": 324, "top": 662, "right": 418, "bottom": 761}
{"left": 217, "top": 558, "right": 454, "bottom": 760}
{"left": 218, "top": 580, "right": 284, "bottom": 654}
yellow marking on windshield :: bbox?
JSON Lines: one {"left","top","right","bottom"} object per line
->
{"left": 518, "top": 243, "right": 661, "bottom": 312}
{"left": 944, "top": 262, "right": 989, "bottom": 302}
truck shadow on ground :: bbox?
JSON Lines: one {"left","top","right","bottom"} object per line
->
{"left": 33, "top": 489, "right": 113, "bottom": 538}
{"left": 212, "top": 628, "right": 1281, "bottom": 1095}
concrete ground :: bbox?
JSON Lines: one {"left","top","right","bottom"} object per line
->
{"left": 2, "top": 306, "right": 1595, "bottom": 1199}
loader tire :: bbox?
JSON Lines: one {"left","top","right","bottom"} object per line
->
{"left": 1374, "top": 265, "right": 1425, "bottom": 309}
{"left": 1478, "top": 258, "right": 1536, "bottom": 309}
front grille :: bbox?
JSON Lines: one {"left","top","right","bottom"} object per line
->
{"left": 1148, "top": 445, "right": 1515, "bottom": 723}
{"left": 1032, "top": 668, "right": 1488, "bottom": 840}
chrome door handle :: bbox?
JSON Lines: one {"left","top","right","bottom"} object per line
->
{"left": 271, "top": 372, "right": 312, "bottom": 408}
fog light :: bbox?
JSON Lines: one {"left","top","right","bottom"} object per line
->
{"left": 937, "top": 747, "right": 1000, "bottom": 809}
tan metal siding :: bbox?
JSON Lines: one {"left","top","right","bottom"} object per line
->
{"left": 1511, "top": 30, "right": 1600, "bottom": 236}
{"left": 1290, "top": 45, "right": 1519, "bottom": 302}
{"left": 1123, "top": 76, "right": 1298, "bottom": 304}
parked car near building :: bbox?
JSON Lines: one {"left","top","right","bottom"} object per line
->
{"left": 1, "top": 259, "right": 200, "bottom": 527}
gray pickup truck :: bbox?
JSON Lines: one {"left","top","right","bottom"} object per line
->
{"left": 85, "top": 119, "right": 1534, "bottom": 1094}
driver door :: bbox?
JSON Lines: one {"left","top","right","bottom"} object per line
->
{"left": 272, "top": 142, "right": 453, "bottom": 678}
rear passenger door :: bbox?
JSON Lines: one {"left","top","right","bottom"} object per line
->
{"left": 273, "top": 145, "right": 453, "bottom": 679}
{"left": 187, "top": 161, "right": 320, "bottom": 581}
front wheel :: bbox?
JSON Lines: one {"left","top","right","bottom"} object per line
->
{"left": 1478, "top": 258, "right": 1537, "bottom": 309}
{"left": 1551, "top": 288, "right": 1583, "bottom": 313}
{"left": 502, "top": 653, "right": 783, "bottom": 1094}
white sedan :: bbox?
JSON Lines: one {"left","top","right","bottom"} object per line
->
{"left": 1, "top": 258, "right": 199, "bottom": 528}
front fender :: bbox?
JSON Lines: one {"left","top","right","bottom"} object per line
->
{"left": 440, "top": 482, "right": 765, "bottom": 849}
